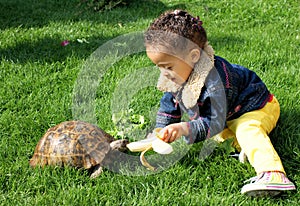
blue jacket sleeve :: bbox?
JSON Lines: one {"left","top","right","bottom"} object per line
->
{"left": 184, "top": 69, "right": 227, "bottom": 144}
{"left": 155, "top": 92, "right": 182, "bottom": 128}
{"left": 186, "top": 88, "right": 227, "bottom": 144}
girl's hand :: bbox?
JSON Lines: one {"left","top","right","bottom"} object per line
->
{"left": 160, "top": 122, "right": 189, "bottom": 143}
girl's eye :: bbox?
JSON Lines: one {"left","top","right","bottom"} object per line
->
{"left": 156, "top": 65, "right": 172, "bottom": 70}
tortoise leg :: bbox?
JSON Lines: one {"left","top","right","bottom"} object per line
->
{"left": 90, "top": 165, "right": 103, "bottom": 178}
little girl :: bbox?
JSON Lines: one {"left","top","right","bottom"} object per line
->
{"left": 144, "top": 9, "right": 296, "bottom": 197}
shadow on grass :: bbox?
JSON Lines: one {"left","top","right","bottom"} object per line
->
{"left": 0, "top": 0, "right": 168, "bottom": 29}
{"left": 0, "top": 35, "right": 111, "bottom": 63}
{"left": 0, "top": 0, "right": 188, "bottom": 63}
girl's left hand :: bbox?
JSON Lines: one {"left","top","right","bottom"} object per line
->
{"left": 160, "top": 122, "right": 189, "bottom": 143}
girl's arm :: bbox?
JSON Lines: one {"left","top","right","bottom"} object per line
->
{"left": 160, "top": 87, "right": 227, "bottom": 144}
{"left": 155, "top": 92, "right": 182, "bottom": 128}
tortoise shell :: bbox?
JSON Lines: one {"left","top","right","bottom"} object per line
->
{"left": 29, "top": 120, "right": 116, "bottom": 169}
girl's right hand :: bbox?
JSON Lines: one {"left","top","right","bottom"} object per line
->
{"left": 159, "top": 122, "right": 189, "bottom": 143}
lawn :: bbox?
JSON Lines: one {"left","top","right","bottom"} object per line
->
{"left": 0, "top": 0, "right": 299, "bottom": 205}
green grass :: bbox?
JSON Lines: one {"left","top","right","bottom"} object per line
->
{"left": 0, "top": 0, "right": 299, "bottom": 205}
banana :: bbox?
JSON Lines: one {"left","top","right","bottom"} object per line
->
{"left": 127, "top": 128, "right": 173, "bottom": 170}
{"left": 126, "top": 136, "right": 156, "bottom": 152}
{"left": 152, "top": 138, "right": 173, "bottom": 154}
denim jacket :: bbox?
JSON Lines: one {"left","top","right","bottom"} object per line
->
{"left": 155, "top": 56, "right": 271, "bottom": 144}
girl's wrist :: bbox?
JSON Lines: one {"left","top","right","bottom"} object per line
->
{"left": 180, "top": 122, "right": 190, "bottom": 136}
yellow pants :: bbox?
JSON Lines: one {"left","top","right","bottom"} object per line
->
{"left": 215, "top": 96, "right": 285, "bottom": 175}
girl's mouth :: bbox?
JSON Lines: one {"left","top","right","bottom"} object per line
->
{"left": 170, "top": 78, "right": 177, "bottom": 82}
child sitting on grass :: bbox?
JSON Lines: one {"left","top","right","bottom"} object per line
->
{"left": 144, "top": 9, "right": 296, "bottom": 197}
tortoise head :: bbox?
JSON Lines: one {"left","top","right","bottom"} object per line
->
{"left": 110, "top": 139, "right": 129, "bottom": 152}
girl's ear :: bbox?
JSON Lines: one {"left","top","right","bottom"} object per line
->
{"left": 189, "top": 49, "right": 201, "bottom": 63}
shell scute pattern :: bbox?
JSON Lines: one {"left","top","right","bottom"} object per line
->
{"left": 30, "top": 121, "right": 114, "bottom": 170}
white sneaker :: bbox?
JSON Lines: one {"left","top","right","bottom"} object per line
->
{"left": 241, "top": 171, "right": 296, "bottom": 197}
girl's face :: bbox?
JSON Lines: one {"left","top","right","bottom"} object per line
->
{"left": 146, "top": 49, "right": 195, "bottom": 85}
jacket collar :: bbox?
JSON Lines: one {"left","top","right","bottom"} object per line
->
{"left": 157, "top": 42, "right": 215, "bottom": 109}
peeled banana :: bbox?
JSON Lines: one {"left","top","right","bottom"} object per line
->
{"left": 152, "top": 138, "right": 173, "bottom": 154}
{"left": 126, "top": 136, "right": 156, "bottom": 152}
{"left": 127, "top": 128, "right": 173, "bottom": 170}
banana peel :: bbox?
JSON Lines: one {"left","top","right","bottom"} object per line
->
{"left": 127, "top": 128, "right": 173, "bottom": 170}
{"left": 139, "top": 146, "right": 156, "bottom": 171}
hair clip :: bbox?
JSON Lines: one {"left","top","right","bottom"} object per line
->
{"left": 191, "top": 16, "right": 203, "bottom": 30}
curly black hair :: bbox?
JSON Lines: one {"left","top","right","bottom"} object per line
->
{"left": 144, "top": 10, "right": 207, "bottom": 52}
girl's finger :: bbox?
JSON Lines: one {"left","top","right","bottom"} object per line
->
{"left": 170, "top": 130, "right": 178, "bottom": 142}
{"left": 162, "top": 129, "right": 170, "bottom": 142}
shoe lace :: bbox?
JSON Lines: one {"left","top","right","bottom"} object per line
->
{"left": 243, "top": 173, "right": 264, "bottom": 184}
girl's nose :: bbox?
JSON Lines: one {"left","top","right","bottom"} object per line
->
{"left": 160, "top": 68, "right": 170, "bottom": 77}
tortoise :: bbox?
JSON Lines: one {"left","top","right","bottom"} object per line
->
{"left": 29, "top": 120, "right": 129, "bottom": 178}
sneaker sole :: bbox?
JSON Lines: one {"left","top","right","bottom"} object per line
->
{"left": 243, "top": 190, "right": 282, "bottom": 197}
{"left": 241, "top": 184, "right": 296, "bottom": 197}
